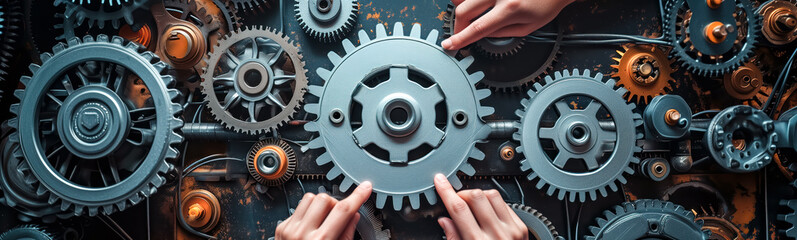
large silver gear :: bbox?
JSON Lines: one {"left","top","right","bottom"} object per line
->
{"left": 514, "top": 69, "right": 643, "bottom": 202}
{"left": 507, "top": 203, "right": 563, "bottom": 240}
{"left": 201, "top": 26, "right": 308, "bottom": 135}
{"left": 302, "top": 22, "right": 494, "bottom": 211}
{"left": 664, "top": 0, "right": 759, "bottom": 77}
{"left": 55, "top": 0, "right": 152, "bottom": 29}
{"left": 586, "top": 199, "right": 710, "bottom": 239}
{"left": 8, "top": 35, "right": 183, "bottom": 216}
{"left": 294, "top": 0, "right": 358, "bottom": 42}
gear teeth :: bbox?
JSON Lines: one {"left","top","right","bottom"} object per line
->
{"left": 391, "top": 195, "right": 404, "bottom": 211}
{"left": 339, "top": 178, "right": 354, "bottom": 192}
{"left": 376, "top": 23, "right": 388, "bottom": 38}
{"left": 459, "top": 163, "right": 476, "bottom": 175}
{"left": 376, "top": 193, "right": 387, "bottom": 209}
{"left": 392, "top": 22, "right": 404, "bottom": 36}
{"left": 468, "top": 72, "right": 485, "bottom": 85}
{"left": 459, "top": 56, "right": 475, "bottom": 69}
{"left": 327, "top": 51, "right": 343, "bottom": 66}
{"left": 447, "top": 175, "right": 463, "bottom": 189}
{"left": 425, "top": 29, "right": 439, "bottom": 44}
{"left": 423, "top": 189, "right": 437, "bottom": 205}
{"left": 325, "top": 166, "right": 343, "bottom": 180}
{"left": 317, "top": 68, "right": 332, "bottom": 81}
{"left": 358, "top": 30, "right": 371, "bottom": 45}
{"left": 409, "top": 23, "right": 421, "bottom": 38}
{"left": 304, "top": 103, "right": 320, "bottom": 116}
{"left": 409, "top": 194, "right": 421, "bottom": 209}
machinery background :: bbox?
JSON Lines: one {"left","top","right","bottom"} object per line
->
{"left": 0, "top": 0, "right": 796, "bottom": 239}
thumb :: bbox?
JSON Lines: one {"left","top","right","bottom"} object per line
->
{"left": 438, "top": 217, "right": 461, "bottom": 240}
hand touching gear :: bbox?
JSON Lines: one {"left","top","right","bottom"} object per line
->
{"left": 442, "top": 0, "right": 575, "bottom": 50}
{"left": 275, "top": 182, "right": 372, "bottom": 240}
{"left": 434, "top": 174, "right": 530, "bottom": 240}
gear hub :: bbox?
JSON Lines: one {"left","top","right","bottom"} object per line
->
{"left": 760, "top": 0, "right": 797, "bottom": 45}
{"left": 246, "top": 138, "right": 296, "bottom": 186}
{"left": 611, "top": 44, "right": 675, "bottom": 104}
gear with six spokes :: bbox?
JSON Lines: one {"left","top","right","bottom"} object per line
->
{"left": 515, "top": 69, "right": 643, "bottom": 202}
{"left": 201, "top": 26, "right": 308, "bottom": 135}
{"left": 294, "top": 0, "right": 358, "bottom": 42}
{"left": 585, "top": 199, "right": 710, "bottom": 239}
{"left": 303, "top": 22, "right": 494, "bottom": 211}
{"left": 611, "top": 44, "right": 676, "bottom": 105}
{"left": 664, "top": 0, "right": 759, "bottom": 77}
{"left": 9, "top": 35, "right": 183, "bottom": 216}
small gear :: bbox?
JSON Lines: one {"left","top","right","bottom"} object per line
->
{"left": 294, "top": 0, "right": 358, "bottom": 42}
{"left": 759, "top": 0, "right": 797, "bottom": 45}
{"left": 585, "top": 199, "right": 710, "bottom": 239}
{"left": 442, "top": 3, "right": 561, "bottom": 91}
{"left": 55, "top": 0, "right": 153, "bottom": 29}
{"left": 201, "top": 26, "right": 308, "bottom": 135}
{"left": 515, "top": 69, "right": 643, "bottom": 202}
{"left": 0, "top": 225, "right": 53, "bottom": 240}
{"left": 780, "top": 199, "right": 797, "bottom": 238}
{"left": 610, "top": 44, "right": 676, "bottom": 104}
{"left": 664, "top": 0, "right": 759, "bottom": 77}
{"left": 230, "top": 0, "right": 269, "bottom": 11}
{"left": 303, "top": 22, "right": 493, "bottom": 210}
{"left": 246, "top": 138, "right": 296, "bottom": 186}
{"left": 723, "top": 61, "right": 764, "bottom": 101}
{"left": 507, "top": 203, "right": 563, "bottom": 240}
{"left": 9, "top": 35, "right": 183, "bottom": 216}
{"left": 703, "top": 105, "right": 777, "bottom": 172}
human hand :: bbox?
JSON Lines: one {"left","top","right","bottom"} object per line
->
{"left": 275, "top": 181, "right": 373, "bottom": 240}
{"left": 442, "top": 0, "right": 575, "bottom": 50}
{"left": 434, "top": 174, "right": 529, "bottom": 240}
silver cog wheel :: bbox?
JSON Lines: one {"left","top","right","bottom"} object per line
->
{"left": 55, "top": 0, "right": 151, "bottom": 29}
{"left": 201, "top": 26, "right": 308, "bottom": 135}
{"left": 586, "top": 199, "right": 710, "bottom": 239}
{"left": 515, "top": 69, "right": 643, "bottom": 202}
{"left": 508, "top": 203, "right": 563, "bottom": 240}
{"left": 294, "top": 0, "right": 358, "bottom": 42}
{"left": 303, "top": 22, "right": 494, "bottom": 211}
{"left": 9, "top": 35, "right": 183, "bottom": 216}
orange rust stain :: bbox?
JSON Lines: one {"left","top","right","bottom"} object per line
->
{"left": 367, "top": 12, "right": 381, "bottom": 20}
{"left": 569, "top": 101, "right": 578, "bottom": 109}
{"left": 400, "top": 6, "right": 408, "bottom": 14}
{"left": 670, "top": 174, "right": 703, "bottom": 184}
{"left": 412, "top": 6, "right": 416, "bottom": 11}
{"left": 729, "top": 175, "right": 757, "bottom": 236}
{"left": 436, "top": 11, "right": 447, "bottom": 21}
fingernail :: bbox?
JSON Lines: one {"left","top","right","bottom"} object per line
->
{"left": 441, "top": 39, "right": 452, "bottom": 50}
{"left": 434, "top": 174, "right": 445, "bottom": 183}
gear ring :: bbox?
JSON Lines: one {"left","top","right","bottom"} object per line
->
{"left": 515, "top": 69, "right": 643, "bottom": 202}
{"left": 294, "top": 0, "right": 358, "bottom": 42}
{"left": 507, "top": 203, "right": 563, "bottom": 240}
{"left": 9, "top": 35, "right": 183, "bottom": 216}
{"left": 664, "top": 0, "right": 759, "bottom": 77}
{"left": 201, "top": 26, "right": 308, "bottom": 135}
{"left": 55, "top": 0, "right": 152, "bottom": 29}
{"left": 611, "top": 44, "right": 676, "bottom": 104}
{"left": 585, "top": 199, "right": 710, "bottom": 239}
{"left": 303, "top": 22, "right": 493, "bottom": 211}
{"left": 704, "top": 105, "right": 777, "bottom": 172}
{"left": 246, "top": 138, "right": 296, "bottom": 186}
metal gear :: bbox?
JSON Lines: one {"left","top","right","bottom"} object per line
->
{"left": 0, "top": 225, "right": 53, "bottom": 240}
{"left": 585, "top": 199, "right": 711, "bottom": 240}
{"left": 780, "top": 199, "right": 797, "bottom": 238}
{"left": 704, "top": 105, "right": 777, "bottom": 172}
{"left": 515, "top": 69, "right": 643, "bottom": 202}
{"left": 507, "top": 203, "right": 563, "bottom": 240}
{"left": 320, "top": 185, "right": 391, "bottom": 240}
{"left": 230, "top": 0, "right": 269, "bottom": 11}
{"left": 696, "top": 214, "right": 742, "bottom": 240}
{"left": 664, "top": 0, "right": 759, "bottom": 77}
{"left": 55, "top": 0, "right": 153, "bottom": 29}
{"left": 611, "top": 44, "right": 676, "bottom": 104}
{"left": 69, "top": 0, "right": 131, "bottom": 7}
{"left": 0, "top": 122, "right": 68, "bottom": 222}
{"left": 201, "top": 26, "right": 308, "bottom": 135}
{"left": 442, "top": 3, "right": 561, "bottom": 91}
{"left": 246, "top": 138, "right": 297, "bottom": 186}
{"left": 0, "top": 0, "right": 20, "bottom": 84}
{"left": 302, "top": 22, "right": 494, "bottom": 210}
{"left": 294, "top": 0, "right": 358, "bottom": 42}
{"left": 759, "top": 0, "right": 797, "bottom": 45}
{"left": 8, "top": 35, "right": 183, "bottom": 216}
{"left": 723, "top": 61, "right": 764, "bottom": 101}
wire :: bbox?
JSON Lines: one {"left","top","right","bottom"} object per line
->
{"left": 182, "top": 157, "right": 244, "bottom": 178}
{"left": 513, "top": 176, "right": 525, "bottom": 205}
{"left": 762, "top": 47, "right": 797, "bottom": 117}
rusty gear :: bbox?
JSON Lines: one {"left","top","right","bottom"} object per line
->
{"left": 723, "top": 61, "right": 764, "bottom": 101}
{"left": 759, "top": 0, "right": 797, "bottom": 45}
{"left": 246, "top": 138, "right": 296, "bottom": 186}
{"left": 611, "top": 44, "right": 676, "bottom": 104}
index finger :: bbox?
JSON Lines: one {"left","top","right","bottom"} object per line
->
{"left": 434, "top": 174, "right": 480, "bottom": 239}
{"left": 318, "top": 181, "right": 373, "bottom": 235}
{"left": 443, "top": 9, "right": 509, "bottom": 50}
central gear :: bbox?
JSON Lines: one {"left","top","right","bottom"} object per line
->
{"left": 55, "top": 0, "right": 153, "bottom": 29}
{"left": 246, "top": 138, "right": 296, "bottom": 186}
{"left": 585, "top": 199, "right": 711, "bottom": 239}
{"left": 515, "top": 69, "right": 643, "bottom": 202}
{"left": 294, "top": 0, "right": 358, "bottom": 42}
{"left": 303, "top": 22, "right": 493, "bottom": 211}
{"left": 507, "top": 203, "right": 563, "bottom": 240}
{"left": 9, "top": 35, "right": 183, "bottom": 216}
{"left": 201, "top": 26, "right": 308, "bottom": 135}
{"left": 611, "top": 44, "right": 676, "bottom": 104}
{"left": 664, "top": 0, "right": 759, "bottom": 77}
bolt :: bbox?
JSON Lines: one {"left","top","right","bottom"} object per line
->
{"left": 638, "top": 62, "right": 654, "bottom": 77}
{"left": 187, "top": 203, "right": 204, "bottom": 221}
{"left": 776, "top": 14, "right": 797, "bottom": 33}
{"left": 80, "top": 111, "right": 101, "bottom": 130}
{"left": 707, "top": 0, "right": 723, "bottom": 9}
{"left": 500, "top": 146, "right": 515, "bottom": 161}
{"left": 664, "top": 109, "right": 681, "bottom": 126}
{"left": 165, "top": 29, "right": 193, "bottom": 60}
